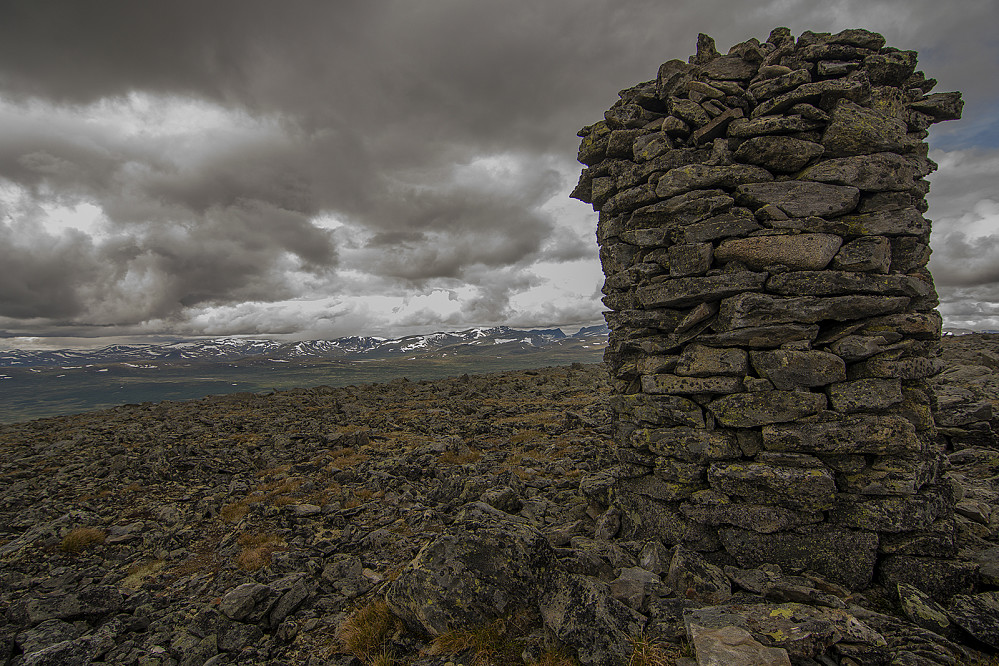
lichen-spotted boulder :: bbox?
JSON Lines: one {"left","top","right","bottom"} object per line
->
{"left": 384, "top": 502, "right": 557, "bottom": 635}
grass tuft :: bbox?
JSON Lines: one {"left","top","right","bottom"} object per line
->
{"left": 429, "top": 619, "right": 506, "bottom": 665}
{"left": 628, "top": 634, "right": 688, "bottom": 666}
{"left": 439, "top": 448, "right": 482, "bottom": 465}
{"left": 235, "top": 531, "right": 286, "bottom": 571}
{"left": 336, "top": 599, "right": 404, "bottom": 663}
{"left": 121, "top": 558, "right": 166, "bottom": 590}
{"left": 59, "top": 527, "right": 106, "bottom": 554}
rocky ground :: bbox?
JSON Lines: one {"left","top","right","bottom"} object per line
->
{"left": 0, "top": 336, "right": 997, "bottom": 665}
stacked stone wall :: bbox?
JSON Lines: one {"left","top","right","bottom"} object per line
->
{"left": 572, "top": 27, "right": 964, "bottom": 590}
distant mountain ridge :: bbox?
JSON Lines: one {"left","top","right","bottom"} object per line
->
{"left": 0, "top": 325, "right": 610, "bottom": 367}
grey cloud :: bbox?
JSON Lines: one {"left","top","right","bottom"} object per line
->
{"left": 0, "top": 0, "right": 996, "bottom": 338}
{"left": 0, "top": 224, "right": 100, "bottom": 318}
{"left": 932, "top": 232, "right": 999, "bottom": 288}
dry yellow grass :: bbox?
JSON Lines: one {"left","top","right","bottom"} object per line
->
{"left": 255, "top": 464, "right": 291, "bottom": 478}
{"left": 336, "top": 599, "right": 404, "bottom": 663}
{"left": 330, "top": 447, "right": 370, "bottom": 468}
{"left": 439, "top": 448, "right": 482, "bottom": 465}
{"left": 121, "top": 558, "right": 166, "bottom": 590}
{"left": 220, "top": 500, "right": 250, "bottom": 523}
{"left": 427, "top": 610, "right": 545, "bottom": 666}
{"left": 236, "top": 532, "right": 286, "bottom": 571}
{"left": 59, "top": 527, "right": 106, "bottom": 554}
{"left": 427, "top": 620, "right": 507, "bottom": 665}
{"left": 220, "top": 477, "right": 303, "bottom": 523}
{"left": 628, "top": 634, "right": 688, "bottom": 666}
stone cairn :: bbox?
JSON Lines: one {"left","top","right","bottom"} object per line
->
{"left": 572, "top": 28, "right": 964, "bottom": 591}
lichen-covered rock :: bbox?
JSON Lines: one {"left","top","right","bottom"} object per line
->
{"left": 636, "top": 272, "right": 766, "bottom": 308}
{"left": 722, "top": 293, "right": 912, "bottom": 331}
{"left": 708, "top": 459, "right": 836, "bottom": 511}
{"left": 827, "top": 377, "right": 903, "bottom": 413}
{"left": 688, "top": 624, "right": 792, "bottom": 666}
{"left": 801, "top": 152, "right": 933, "bottom": 191}
{"left": 878, "top": 556, "right": 979, "bottom": 602}
{"left": 720, "top": 526, "right": 878, "bottom": 590}
{"left": 735, "top": 181, "right": 860, "bottom": 217}
{"left": 897, "top": 583, "right": 952, "bottom": 637}
{"left": 947, "top": 591, "right": 999, "bottom": 650}
{"left": 667, "top": 546, "right": 732, "bottom": 605}
{"left": 707, "top": 390, "right": 827, "bottom": 427}
{"left": 822, "top": 99, "right": 908, "bottom": 156}
{"left": 385, "top": 502, "right": 557, "bottom": 635}
{"left": 733, "top": 135, "right": 823, "bottom": 172}
{"left": 750, "top": 349, "right": 846, "bottom": 389}
{"left": 539, "top": 572, "right": 647, "bottom": 666}
{"left": 675, "top": 344, "right": 748, "bottom": 377}
{"left": 762, "top": 414, "right": 922, "bottom": 455}
{"left": 683, "top": 602, "right": 886, "bottom": 660}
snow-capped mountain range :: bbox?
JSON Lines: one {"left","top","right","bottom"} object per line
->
{"left": 0, "top": 326, "right": 609, "bottom": 367}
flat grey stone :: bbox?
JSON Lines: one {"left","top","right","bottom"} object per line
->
{"left": 727, "top": 115, "right": 824, "bottom": 137}
{"left": 707, "top": 390, "right": 827, "bottom": 427}
{"left": 636, "top": 271, "right": 766, "bottom": 308}
{"left": 830, "top": 494, "right": 944, "bottom": 533}
{"left": 736, "top": 181, "right": 860, "bottom": 218}
{"left": 750, "top": 349, "right": 846, "bottom": 389}
{"left": 674, "top": 210, "right": 762, "bottom": 243}
{"left": 715, "top": 234, "right": 841, "bottom": 271}
{"left": 831, "top": 236, "right": 891, "bottom": 273}
{"left": 708, "top": 461, "right": 836, "bottom": 511}
{"left": 766, "top": 270, "right": 921, "bottom": 297}
{"left": 655, "top": 164, "right": 774, "bottom": 199}
{"left": 748, "top": 68, "right": 811, "bottom": 101}
{"left": 684, "top": 602, "right": 884, "bottom": 658}
{"left": 948, "top": 592, "right": 999, "bottom": 650}
{"left": 754, "top": 76, "right": 868, "bottom": 116}
{"left": 675, "top": 344, "right": 748, "bottom": 377}
{"left": 632, "top": 426, "right": 741, "bottom": 463}
{"left": 714, "top": 293, "right": 910, "bottom": 330}
{"left": 821, "top": 99, "right": 907, "bottom": 156}
{"left": 668, "top": 546, "right": 731, "bottom": 605}
{"left": 720, "top": 526, "right": 879, "bottom": 590}
{"left": 827, "top": 378, "right": 902, "bottom": 413}
{"left": 641, "top": 374, "right": 744, "bottom": 395}
{"left": 762, "top": 415, "right": 921, "bottom": 455}
{"left": 667, "top": 242, "right": 713, "bottom": 276}
{"left": 681, "top": 493, "right": 823, "bottom": 534}
{"left": 801, "top": 152, "right": 933, "bottom": 191}
{"left": 697, "top": 324, "right": 818, "bottom": 348}
{"left": 733, "top": 135, "right": 824, "bottom": 173}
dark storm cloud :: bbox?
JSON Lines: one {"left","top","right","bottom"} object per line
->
{"left": 0, "top": 0, "right": 996, "bottom": 338}
{"left": 0, "top": 223, "right": 99, "bottom": 319}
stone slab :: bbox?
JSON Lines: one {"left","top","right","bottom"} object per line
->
{"left": 762, "top": 415, "right": 922, "bottom": 455}
{"left": 714, "top": 293, "right": 910, "bottom": 330}
{"left": 707, "top": 390, "right": 827, "bottom": 427}
{"left": 720, "top": 526, "right": 878, "bottom": 590}
{"left": 736, "top": 181, "right": 860, "bottom": 218}
{"left": 715, "top": 234, "right": 842, "bottom": 271}
{"left": 637, "top": 272, "right": 766, "bottom": 308}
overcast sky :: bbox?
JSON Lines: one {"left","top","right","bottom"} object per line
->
{"left": 0, "top": 0, "right": 996, "bottom": 349}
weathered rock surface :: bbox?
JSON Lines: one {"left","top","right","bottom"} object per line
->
{"left": 0, "top": 335, "right": 996, "bottom": 664}
{"left": 0, "top": 23, "right": 993, "bottom": 666}
{"left": 385, "top": 502, "right": 557, "bottom": 635}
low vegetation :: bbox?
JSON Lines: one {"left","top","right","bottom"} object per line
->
{"left": 628, "top": 634, "right": 689, "bottom": 666}
{"left": 59, "top": 527, "right": 106, "bottom": 554}
{"left": 336, "top": 599, "right": 405, "bottom": 663}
